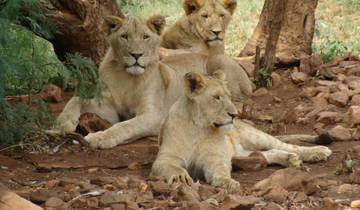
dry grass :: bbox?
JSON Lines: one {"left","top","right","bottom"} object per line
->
{"left": 120, "top": 0, "right": 360, "bottom": 59}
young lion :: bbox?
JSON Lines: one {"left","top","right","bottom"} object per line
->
{"left": 151, "top": 71, "right": 332, "bottom": 192}
{"left": 55, "top": 15, "right": 253, "bottom": 149}
{"left": 162, "top": 0, "right": 236, "bottom": 55}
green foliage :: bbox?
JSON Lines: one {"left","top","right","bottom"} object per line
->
{"left": 256, "top": 68, "right": 272, "bottom": 88}
{"left": 318, "top": 38, "right": 348, "bottom": 63}
{"left": 0, "top": 0, "right": 100, "bottom": 147}
{"left": 64, "top": 53, "right": 101, "bottom": 100}
{"left": 335, "top": 159, "right": 356, "bottom": 175}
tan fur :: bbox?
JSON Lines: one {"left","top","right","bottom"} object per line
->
{"left": 55, "top": 15, "right": 251, "bottom": 149}
{"left": 151, "top": 72, "right": 332, "bottom": 191}
{"left": 162, "top": 0, "right": 236, "bottom": 55}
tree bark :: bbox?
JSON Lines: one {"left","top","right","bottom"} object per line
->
{"left": 239, "top": 0, "right": 318, "bottom": 66}
{"left": 44, "top": 0, "right": 123, "bottom": 64}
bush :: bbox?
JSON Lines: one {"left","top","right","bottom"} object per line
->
{"left": 0, "top": 0, "right": 100, "bottom": 147}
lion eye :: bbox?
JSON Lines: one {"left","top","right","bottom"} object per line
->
{"left": 143, "top": 34, "right": 150, "bottom": 40}
{"left": 201, "top": 14, "right": 208, "bottom": 18}
{"left": 219, "top": 14, "right": 225, "bottom": 17}
{"left": 214, "top": 95, "right": 221, "bottom": 100}
{"left": 121, "top": 34, "right": 128, "bottom": 40}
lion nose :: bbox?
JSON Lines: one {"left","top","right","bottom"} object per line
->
{"left": 130, "top": 53, "right": 143, "bottom": 60}
{"left": 211, "top": 30, "right": 221, "bottom": 36}
{"left": 228, "top": 112, "right": 237, "bottom": 119}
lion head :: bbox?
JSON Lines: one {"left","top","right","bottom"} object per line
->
{"left": 183, "top": 0, "right": 236, "bottom": 47}
{"left": 104, "top": 15, "right": 166, "bottom": 75}
{"left": 184, "top": 71, "right": 238, "bottom": 131}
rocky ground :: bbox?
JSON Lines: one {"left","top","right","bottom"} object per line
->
{"left": 1, "top": 54, "right": 360, "bottom": 210}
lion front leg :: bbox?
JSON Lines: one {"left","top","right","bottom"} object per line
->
{"left": 85, "top": 113, "right": 161, "bottom": 149}
{"left": 55, "top": 97, "right": 82, "bottom": 133}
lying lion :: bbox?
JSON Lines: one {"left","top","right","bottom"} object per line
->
{"left": 162, "top": 0, "right": 236, "bottom": 56}
{"left": 151, "top": 71, "right": 332, "bottom": 192}
{"left": 55, "top": 15, "right": 253, "bottom": 148}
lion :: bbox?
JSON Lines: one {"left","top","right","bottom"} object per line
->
{"left": 55, "top": 15, "right": 254, "bottom": 149}
{"left": 151, "top": 71, "right": 332, "bottom": 192}
{"left": 161, "top": 0, "right": 237, "bottom": 56}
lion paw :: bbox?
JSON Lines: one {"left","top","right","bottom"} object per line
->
{"left": 301, "top": 146, "right": 332, "bottom": 162}
{"left": 85, "top": 132, "right": 117, "bottom": 149}
{"left": 167, "top": 170, "right": 193, "bottom": 186}
{"left": 287, "top": 153, "right": 303, "bottom": 168}
{"left": 213, "top": 178, "right": 241, "bottom": 193}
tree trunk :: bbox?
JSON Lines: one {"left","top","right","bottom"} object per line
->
{"left": 239, "top": 0, "right": 318, "bottom": 65}
{"left": 44, "top": 0, "right": 123, "bottom": 64}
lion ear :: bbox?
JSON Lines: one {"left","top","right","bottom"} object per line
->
{"left": 104, "top": 16, "right": 124, "bottom": 34}
{"left": 147, "top": 15, "right": 166, "bottom": 35}
{"left": 223, "top": 0, "right": 237, "bottom": 15}
{"left": 184, "top": 72, "right": 207, "bottom": 98}
{"left": 184, "top": 0, "right": 204, "bottom": 15}
{"left": 212, "top": 70, "right": 226, "bottom": 81}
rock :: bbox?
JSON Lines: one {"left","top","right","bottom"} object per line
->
{"left": 45, "top": 197, "right": 64, "bottom": 208}
{"left": 252, "top": 88, "right": 268, "bottom": 97}
{"left": 348, "top": 80, "right": 360, "bottom": 90}
{"left": 316, "top": 86, "right": 331, "bottom": 94}
{"left": 300, "top": 87, "right": 317, "bottom": 98}
{"left": 263, "top": 185, "right": 289, "bottom": 203}
{"left": 177, "top": 184, "right": 201, "bottom": 203}
{"left": 90, "top": 177, "right": 116, "bottom": 186}
{"left": 39, "top": 84, "right": 62, "bottom": 103}
{"left": 351, "top": 200, "right": 360, "bottom": 208}
{"left": 149, "top": 180, "right": 170, "bottom": 195}
{"left": 128, "top": 162, "right": 141, "bottom": 170}
{"left": 328, "top": 91, "right": 349, "bottom": 107}
{"left": 300, "top": 56, "right": 312, "bottom": 75}
{"left": 232, "top": 152, "right": 267, "bottom": 171}
{"left": 29, "top": 190, "right": 51, "bottom": 203}
{"left": 77, "top": 113, "right": 112, "bottom": 136}
{"left": 322, "top": 197, "right": 337, "bottom": 210}
{"left": 111, "top": 203, "right": 126, "bottom": 210}
{"left": 315, "top": 80, "right": 338, "bottom": 87}
{"left": 0, "top": 184, "right": 43, "bottom": 210}
{"left": 253, "top": 168, "right": 310, "bottom": 192}
{"left": 219, "top": 195, "right": 261, "bottom": 210}
{"left": 266, "top": 202, "right": 282, "bottom": 210}
{"left": 349, "top": 170, "right": 360, "bottom": 184}
{"left": 86, "top": 197, "right": 99, "bottom": 208}
{"left": 198, "top": 185, "right": 217, "bottom": 201}
{"left": 291, "top": 71, "right": 308, "bottom": 84}
{"left": 328, "top": 125, "right": 352, "bottom": 141}
{"left": 347, "top": 106, "right": 360, "bottom": 126}
{"left": 99, "top": 191, "right": 126, "bottom": 206}
{"left": 316, "top": 111, "right": 343, "bottom": 124}
{"left": 310, "top": 54, "right": 323, "bottom": 69}
{"left": 256, "top": 115, "right": 273, "bottom": 122}
{"left": 293, "top": 192, "right": 307, "bottom": 203}
{"left": 271, "top": 72, "right": 282, "bottom": 88}
{"left": 351, "top": 95, "right": 360, "bottom": 105}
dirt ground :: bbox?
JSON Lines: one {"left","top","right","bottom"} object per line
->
{"left": 1, "top": 58, "right": 360, "bottom": 210}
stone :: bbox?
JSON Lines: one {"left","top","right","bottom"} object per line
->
{"left": 149, "top": 180, "right": 170, "bottom": 195}
{"left": 198, "top": 185, "right": 217, "bottom": 201}
{"left": 349, "top": 170, "right": 360, "bottom": 184}
{"left": 351, "top": 200, "right": 360, "bottom": 208}
{"left": 0, "top": 184, "right": 43, "bottom": 210}
{"left": 39, "top": 84, "right": 62, "bottom": 103}
{"left": 300, "top": 87, "right": 318, "bottom": 98}
{"left": 322, "top": 197, "right": 337, "bottom": 210}
{"left": 271, "top": 72, "right": 282, "bottom": 88}
{"left": 266, "top": 202, "right": 282, "bottom": 210}
{"left": 219, "top": 195, "right": 260, "bottom": 210}
{"left": 111, "top": 203, "right": 126, "bottom": 210}
{"left": 78, "top": 113, "right": 112, "bottom": 136}
{"left": 177, "top": 184, "right": 201, "bottom": 203}
{"left": 263, "top": 185, "right": 289, "bottom": 203}
{"left": 300, "top": 56, "right": 312, "bottom": 75}
{"left": 253, "top": 168, "right": 310, "bottom": 192}
{"left": 90, "top": 177, "right": 116, "bottom": 186}
{"left": 328, "top": 91, "right": 349, "bottom": 107}
{"left": 252, "top": 88, "right": 268, "bottom": 97}
{"left": 316, "top": 111, "right": 343, "bottom": 124}
{"left": 99, "top": 191, "right": 126, "bottom": 206}
{"left": 316, "top": 86, "right": 331, "bottom": 94}
{"left": 86, "top": 197, "right": 99, "bottom": 208}
{"left": 293, "top": 192, "right": 307, "bottom": 203}
{"left": 347, "top": 106, "right": 360, "bottom": 126}
{"left": 351, "top": 95, "right": 360, "bottom": 105}
{"left": 328, "top": 125, "right": 352, "bottom": 141}
{"left": 128, "top": 162, "right": 141, "bottom": 170}
{"left": 45, "top": 197, "right": 64, "bottom": 208}
{"left": 315, "top": 80, "right": 338, "bottom": 87}
{"left": 232, "top": 152, "right": 267, "bottom": 171}
{"left": 291, "top": 71, "right": 308, "bottom": 84}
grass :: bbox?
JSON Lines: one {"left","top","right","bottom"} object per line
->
{"left": 120, "top": 0, "right": 360, "bottom": 60}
